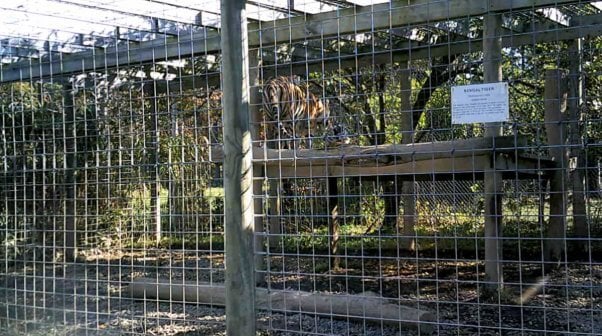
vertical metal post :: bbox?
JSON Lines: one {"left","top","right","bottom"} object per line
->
{"left": 483, "top": 12, "right": 504, "bottom": 292}
{"left": 221, "top": 0, "right": 256, "bottom": 334}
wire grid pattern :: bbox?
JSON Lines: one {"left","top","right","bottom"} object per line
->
{"left": 0, "top": 1, "right": 601, "bottom": 335}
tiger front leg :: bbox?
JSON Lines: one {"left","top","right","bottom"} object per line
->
{"left": 280, "top": 122, "right": 298, "bottom": 150}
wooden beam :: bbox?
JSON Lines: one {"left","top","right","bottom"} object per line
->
{"left": 211, "top": 136, "right": 526, "bottom": 166}
{"left": 261, "top": 153, "right": 554, "bottom": 179}
{"left": 0, "top": 0, "right": 587, "bottom": 82}
{"left": 298, "top": 16, "right": 602, "bottom": 76}
{"left": 157, "top": 13, "right": 602, "bottom": 94}
{"left": 221, "top": 0, "right": 256, "bottom": 334}
{"left": 249, "top": 0, "right": 582, "bottom": 45}
{"left": 127, "top": 277, "right": 436, "bottom": 332}
{"left": 267, "top": 155, "right": 493, "bottom": 178}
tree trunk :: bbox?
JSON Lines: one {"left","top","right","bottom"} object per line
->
{"left": 544, "top": 69, "right": 569, "bottom": 265}
{"left": 483, "top": 13, "right": 504, "bottom": 294}
{"left": 400, "top": 66, "right": 416, "bottom": 251}
{"left": 567, "top": 39, "right": 588, "bottom": 247}
{"left": 128, "top": 277, "right": 435, "bottom": 332}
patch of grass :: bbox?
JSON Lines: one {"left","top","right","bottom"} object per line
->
{"left": 117, "top": 205, "right": 601, "bottom": 262}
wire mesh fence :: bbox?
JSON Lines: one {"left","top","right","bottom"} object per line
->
{"left": 0, "top": 0, "right": 601, "bottom": 335}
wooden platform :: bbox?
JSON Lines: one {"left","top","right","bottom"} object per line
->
{"left": 210, "top": 136, "right": 556, "bottom": 181}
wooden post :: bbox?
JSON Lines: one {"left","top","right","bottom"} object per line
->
{"left": 567, "top": 39, "right": 588, "bottom": 244}
{"left": 544, "top": 69, "right": 568, "bottom": 264}
{"left": 63, "top": 83, "right": 77, "bottom": 262}
{"left": 483, "top": 13, "right": 504, "bottom": 292}
{"left": 221, "top": 0, "right": 256, "bottom": 334}
{"left": 328, "top": 177, "right": 340, "bottom": 270}
{"left": 400, "top": 66, "right": 416, "bottom": 251}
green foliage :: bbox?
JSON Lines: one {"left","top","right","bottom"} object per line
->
{"left": 279, "top": 224, "right": 400, "bottom": 253}
{"left": 1, "top": 29, "right": 601, "bottom": 261}
{"left": 359, "top": 192, "right": 385, "bottom": 230}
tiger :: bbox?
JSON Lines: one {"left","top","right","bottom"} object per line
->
{"left": 262, "top": 76, "right": 349, "bottom": 149}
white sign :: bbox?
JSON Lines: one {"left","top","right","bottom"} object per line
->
{"left": 451, "top": 82, "right": 509, "bottom": 124}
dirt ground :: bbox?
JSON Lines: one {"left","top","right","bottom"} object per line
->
{"left": 0, "top": 248, "right": 600, "bottom": 336}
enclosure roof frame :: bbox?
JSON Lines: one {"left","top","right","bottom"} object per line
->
{"left": 0, "top": 0, "right": 596, "bottom": 83}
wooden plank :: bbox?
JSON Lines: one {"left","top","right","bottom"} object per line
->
{"left": 0, "top": 0, "right": 586, "bottom": 83}
{"left": 332, "top": 155, "right": 491, "bottom": 177}
{"left": 267, "top": 155, "right": 491, "bottom": 179}
{"left": 221, "top": 0, "right": 256, "bottom": 334}
{"left": 211, "top": 136, "right": 526, "bottom": 165}
{"left": 264, "top": 154, "right": 555, "bottom": 179}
